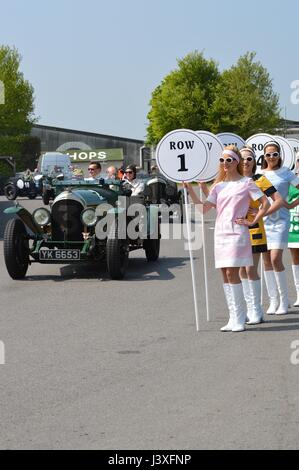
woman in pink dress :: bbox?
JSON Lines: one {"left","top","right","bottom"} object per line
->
{"left": 185, "top": 145, "right": 269, "bottom": 332}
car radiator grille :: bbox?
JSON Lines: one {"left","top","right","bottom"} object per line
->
{"left": 147, "top": 182, "right": 167, "bottom": 204}
{"left": 51, "top": 200, "right": 84, "bottom": 245}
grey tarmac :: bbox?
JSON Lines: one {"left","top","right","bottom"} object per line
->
{"left": 0, "top": 196, "right": 299, "bottom": 449}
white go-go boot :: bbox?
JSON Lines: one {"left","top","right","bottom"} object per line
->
{"left": 221, "top": 283, "right": 235, "bottom": 332}
{"left": 264, "top": 270, "right": 279, "bottom": 314}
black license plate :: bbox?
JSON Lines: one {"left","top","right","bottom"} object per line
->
{"left": 39, "top": 249, "right": 80, "bottom": 261}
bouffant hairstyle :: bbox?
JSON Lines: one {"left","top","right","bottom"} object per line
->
{"left": 261, "top": 141, "right": 282, "bottom": 170}
{"left": 240, "top": 145, "right": 257, "bottom": 175}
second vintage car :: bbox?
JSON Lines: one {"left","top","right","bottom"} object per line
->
{"left": 4, "top": 171, "right": 41, "bottom": 200}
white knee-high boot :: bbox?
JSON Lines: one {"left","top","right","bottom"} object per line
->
{"left": 247, "top": 279, "right": 264, "bottom": 324}
{"left": 274, "top": 270, "right": 289, "bottom": 315}
{"left": 241, "top": 278, "right": 252, "bottom": 323}
{"left": 221, "top": 283, "right": 234, "bottom": 331}
{"left": 292, "top": 264, "right": 299, "bottom": 307}
{"left": 230, "top": 283, "right": 247, "bottom": 332}
{"left": 264, "top": 270, "right": 279, "bottom": 314}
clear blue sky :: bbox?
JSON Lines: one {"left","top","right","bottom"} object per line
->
{"left": 1, "top": 0, "right": 298, "bottom": 140}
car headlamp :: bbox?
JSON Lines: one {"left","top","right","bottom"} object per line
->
{"left": 33, "top": 208, "right": 51, "bottom": 226}
{"left": 81, "top": 208, "right": 97, "bottom": 227}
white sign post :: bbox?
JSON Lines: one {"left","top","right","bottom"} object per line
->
{"left": 195, "top": 131, "right": 224, "bottom": 322}
{"left": 156, "top": 129, "right": 209, "bottom": 331}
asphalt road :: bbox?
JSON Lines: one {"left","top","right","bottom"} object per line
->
{"left": 0, "top": 195, "right": 299, "bottom": 450}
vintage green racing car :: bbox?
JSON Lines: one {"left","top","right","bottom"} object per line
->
{"left": 2, "top": 177, "right": 161, "bottom": 280}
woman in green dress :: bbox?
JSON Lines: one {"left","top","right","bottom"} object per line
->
{"left": 288, "top": 151, "right": 299, "bottom": 306}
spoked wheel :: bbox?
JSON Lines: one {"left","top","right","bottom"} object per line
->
{"left": 3, "top": 218, "right": 29, "bottom": 279}
{"left": 106, "top": 222, "right": 129, "bottom": 279}
{"left": 4, "top": 184, "right": 17, "bottom": 200}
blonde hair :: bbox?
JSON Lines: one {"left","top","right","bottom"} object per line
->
{"left": 213, "top": 145, "right": 242, "bottom": 185}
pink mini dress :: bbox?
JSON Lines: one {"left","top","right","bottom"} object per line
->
{"left": 207, "top": 177, "right": 263, "bottom": 268}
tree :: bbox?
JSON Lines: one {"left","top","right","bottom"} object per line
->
{"left": 146, "top": 51, "right": 220, "bottom": 144}
{"left": 207, "top": 52, "right": 282, "bottom": 138}
{"left": 0, "top": 45, "right": 35, "bottom": 137}
{"left": 0, "top": 45, "right": 37, "bottom": 175}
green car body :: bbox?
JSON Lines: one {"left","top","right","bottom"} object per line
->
{"left": 3, "top": 178, "right": 161, "bottom": 280}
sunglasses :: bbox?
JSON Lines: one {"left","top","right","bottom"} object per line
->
{"left": 264, "top": 152, "right": 280, "bottom": 158}
{"left": 241, "top": 156, "right": 254, "bottom": 162}
{"left": 125, "top": 170, "right": 133, "bottom": 174}
{"left": 219, "top": 157, "right": 235, "bottom": 163}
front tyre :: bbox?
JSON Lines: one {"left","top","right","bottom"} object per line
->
{"left": 42, "top": 188, "right": 51, "bottom": 205}
{"left": 106, "top": 223, "right": 129, "bottom": 279}
{"left": 143, "top": 238, "right": 160, "bottom": 261}
{"left": 4, "top": 218, "right": 29, "bottom": 279}
{"left": 4, "top": 183, "right": 17, "bottom": 200}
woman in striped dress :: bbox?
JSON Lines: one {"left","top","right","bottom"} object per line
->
{"left": 239, "top": 145, "right": 283, "bottom": 324}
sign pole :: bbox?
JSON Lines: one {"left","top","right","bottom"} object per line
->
{"left": 199, "top": 187, "right": 210, "bottom": 322}
{"left": 155, "top": 129, "right": 210, "bottom": 332}
{"left": 184, "top": 187, "right": 200, "bottom": 331}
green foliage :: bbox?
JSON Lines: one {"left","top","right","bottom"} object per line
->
{"left": 0, "top": 45, "right": 38, "bottom": 175}
{"left": 0, "top": 135, "right": 22, "bottom": 176}
{"left": 0, "top": 135, "right": 40, "bottom": 176}
{"left": 146, "top": 51, "right": 220, "bottom": 144}
{"left": 0, "top": 45, "right": 36, "bottom": 137}
{"left": 207, "top": 52, "right": 282, "bottom": 138}
{"left": 146, "top": 51, "right": 282, "bottom": 144}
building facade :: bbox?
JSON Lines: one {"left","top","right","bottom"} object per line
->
{"left": 31, "top": 124, "right": 145, "bottom": 172}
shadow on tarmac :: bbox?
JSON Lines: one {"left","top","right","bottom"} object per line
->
{"left": 11, "top": 256, "right": 190, "bottom": 282}
{"left": 255, "top": 315, "right": 299, "bottom": 331}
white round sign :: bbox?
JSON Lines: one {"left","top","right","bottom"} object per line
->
{"left": 217, "top": 132, "right": 245, "bottom": 149}
{"left": 273, "top": 135, "right": 294, "bottom": 170}
{"left": 288, "top": 138, "right": 299, "bottom": 171}
{"left": 155, "top": 129, "right": 208, "bottom": 182}
{"left": 288, "top": 137, "right": 299, "bottom": 155}
{"left": 195, "top": 130, "right": 223, "bottom": 182}
{"left": 246, "top": 133, "right": 274, "bottom": 170}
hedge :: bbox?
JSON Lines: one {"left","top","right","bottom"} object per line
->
{"left": 0, "top": 134, "right": 41, "bottom": 176}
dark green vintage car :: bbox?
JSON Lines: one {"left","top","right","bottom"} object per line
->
{"left": 3, "top": 178, "right": 160, "bottom": 280}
